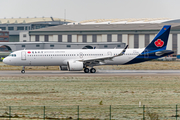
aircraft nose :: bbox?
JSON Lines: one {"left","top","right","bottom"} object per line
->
{"left": 3, "top": 57, "right": 8, "bottom": 65}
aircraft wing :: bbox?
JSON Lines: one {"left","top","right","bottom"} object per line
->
{"left": 78, "top": 45, "right": 128, "bottom": 63}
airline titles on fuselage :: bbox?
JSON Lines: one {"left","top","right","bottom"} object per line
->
{"left": 25, "top": 50, "right": 140, "bottom": 58}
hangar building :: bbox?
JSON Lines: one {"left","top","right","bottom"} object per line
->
{"left": 27, "top": 21, "right": 180, "bottom": 56}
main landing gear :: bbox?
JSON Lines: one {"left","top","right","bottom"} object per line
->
{"left": 21, "top": 66, "right": 25, "bottom": 74}
{"left": 84, "top": 68, "right": 96, "bottom": 73}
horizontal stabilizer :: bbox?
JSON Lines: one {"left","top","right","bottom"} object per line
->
{"left": 155, "top": 50, "right": 174, "bottom": 56}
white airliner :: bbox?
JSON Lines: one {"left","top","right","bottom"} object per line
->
{"left": 3, "top": 25, "right": 173, "bottom": 73}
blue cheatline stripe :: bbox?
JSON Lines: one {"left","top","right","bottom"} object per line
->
{"left": 141, "top": 46, "right": 166, "bottom": 55}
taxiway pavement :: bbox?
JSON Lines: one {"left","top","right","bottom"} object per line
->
{"left": 0, "top": 70, "right": 180, "bottom": 76}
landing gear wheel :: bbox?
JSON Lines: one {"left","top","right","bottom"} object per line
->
{"left": 90, "top": 68, "right": 96, "bottom": 73}
{"left": 21, "top": 66, "right": 25, "bottom": 74}
{"left": 21, "top": 70, "right": 25, "bottom": 74}
{"left": 84, "top": 68, "right": 89, "bottom": 73}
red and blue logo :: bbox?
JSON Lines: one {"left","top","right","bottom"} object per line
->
{"left": 154, "top": 39, "right": 164, "bottom": 47}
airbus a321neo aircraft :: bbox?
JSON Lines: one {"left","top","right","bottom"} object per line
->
{"left": 3, "top": 25, "right": 174, "bottom": 74}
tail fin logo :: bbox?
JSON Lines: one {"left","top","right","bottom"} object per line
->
{"left": 154, "top": 39, "right": 164, "bottom": 47}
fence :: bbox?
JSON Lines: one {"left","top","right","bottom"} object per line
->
{"left": 0, "top": 105, "right": 179, "bottom": 120}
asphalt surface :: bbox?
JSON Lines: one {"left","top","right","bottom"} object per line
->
{"left": 0, "top": 70, "right": 180, "bottom": 76}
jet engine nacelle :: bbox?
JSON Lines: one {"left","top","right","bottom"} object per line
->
{"left": 59, "top": 66, "right": 68, "bottom": 71}
{"left": 67, "top": 61, "right": 83, "bottom": 71}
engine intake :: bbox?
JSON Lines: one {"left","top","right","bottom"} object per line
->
{"left": 67, "top": 61, "right": 83, "bottom": 71}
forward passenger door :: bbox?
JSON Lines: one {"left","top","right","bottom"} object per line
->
{"left": 21, "top": 51, "right": 26, "bottom": 60}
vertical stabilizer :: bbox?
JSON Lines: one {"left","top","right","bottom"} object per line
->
{"left": 145, "top": 25, "right": 171, "bottom": 51}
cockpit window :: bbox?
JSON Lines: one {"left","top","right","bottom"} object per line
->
{"left": 9, "top": 54, "right": 16, "bottom": 57}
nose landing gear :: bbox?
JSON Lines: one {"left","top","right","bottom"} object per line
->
{"left": 21, "top": 66, "right": 25, "bottom": 74}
